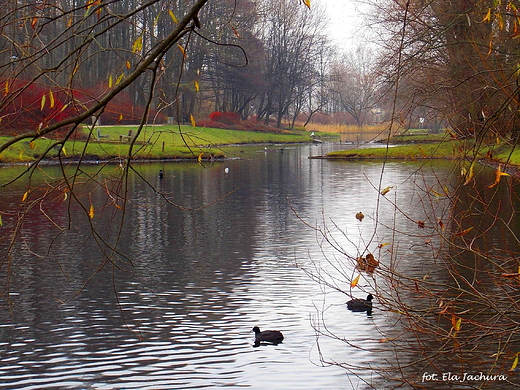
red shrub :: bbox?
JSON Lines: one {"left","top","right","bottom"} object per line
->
{"left": 0, "top": 79, "right": 165, "bottom": 135}
{"left": 209, "top": 111, "right": 240, "bottom": 125}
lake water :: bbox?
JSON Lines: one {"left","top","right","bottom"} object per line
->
{"left": 0, "top": 143, "right": 517, "bottom": 389}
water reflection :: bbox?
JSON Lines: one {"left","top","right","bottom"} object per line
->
{"left": 0, "top": 143, "right": 516, "bottom": 389}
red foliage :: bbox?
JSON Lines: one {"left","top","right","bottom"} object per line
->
{"left": 196, "top": 118, "right": 284, "bottom": 133}
{"left": 0, "top": 79, "right": 77, "bottom": 135}
{"left": 209, "top": 111, "right": 240, "bottom": 124}
{"left": 0, "top": 79, "right": 165, "bottom": 135}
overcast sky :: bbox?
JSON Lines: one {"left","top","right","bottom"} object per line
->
{"left": 318, "top": 0, "right": 370, "bottom": 50}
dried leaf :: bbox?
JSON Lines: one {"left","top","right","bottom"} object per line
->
{"left": 49, "top": 90, "right": 55, "bottom": 108}
{"left": 126, "top": 61, "right": 131, "bottom": 69}
{"left": 302, "top": 0, "right": 311, "bottom": 9}
{"left": 381, "top": 186, "right": 394, "bottom": 196}
{"left": 40, "top": 94, "right": 46, "bottom": 110}
{"left": 483, "top": 8, "right": 491, "bottom": 22}
{"left": 178, "top": 44, "right": 186, "bottom": 57}
{"left": 168, "top": 10, "right": 178, "bottom": 23}
{"left": 463, "top": 161, "right": 475, "bottom": 185}
{"left": 501, "top": 272, "right": 520, "bottom": 278}
{"left": 0, "top": 213, "right": 2, "bottom": 227}
{"left": 454, "top": 226, "right": 473, "bottom": 237}
{"left": 31, "top": 17, "right": 38, "bottom": 29}
{"left": 190, "top": 113, "right": 196, "bottom": 127}
{"left": 377, "top": 242, "right": 390, "bottom": 248}
{"left": 350, "top": 274, "right": 360, "bottom": 288}
{"left": 355, "top": 211, "right": 364, "bottom": 221}
{"left": 89, "top": 204, "right": 95, "bottom": 219}
{"left": 439, "top": 220, "right": 445, "bottom": 230}
{"left": 230, "top": 24, "right": 240, "bottom": 37}
{"left": 417, "top": 220, "right": 425, "bottom": 228}
{"left": 29, "top": 141, "right": 35, "bottom": 149}
{"left": 4, "top": 80, "right": 9, "bottom": 95}
{"left": 454, "top": 317, "right": 462, "bottom": 331}
{"left": 21, "top": 190, "right": 29, "bottom": 202}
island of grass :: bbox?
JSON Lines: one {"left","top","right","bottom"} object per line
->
{"left": 0, "top": 124, "right": 337, "bottom": 164}
{"left": 314, "top": 131, "right": 520, "bottom": 176}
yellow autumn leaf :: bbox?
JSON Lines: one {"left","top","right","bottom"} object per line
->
{"left": 89, "top": 204, "right": 95, "bottom": 219}
{"left": 62, "top": 146, "right": 67, "bottom": 156}
{"left": 108, "top": 74, "right": 113, "bottom": 88}
{"left": 463, "top": 161, "right": 475, "bottom": 185}
{"left": 454, "top": 317, "right": 462, "bottom": 331}
{"left": 190, "top": 113, "right": 196, "bottom": 127}
{"left": 178, "top": 44, "right": 186, "bottom": 57}
{"left": 381, "top": 186, "right": 394, "bottom": 196}
{"left": 19, "top": 150, "right": 23, "bottom": 160}
{"left": 483, "top": 8, "right": 491, "bottom": 22}
{"left": 168, "top": 10, "right": 178, "bottom": 23}
{"left": 0, "top": 213, "right": 2, "bottom": 227}
{"left": 21, "top": 190, "right": 30, "bottom": 202}
{"left": 63, "top": 190, "right": 68, "bottom": 201}
{"left": 488, "top": 164, "right": 510, "bottom": 189}
{"left": 116, "top": 74, "right": 124, "bottom": 85}
{"left": 29, "top": 141, "right": 35, "bottom": 149}
{"left": 197, "top": 153, "right": 203, "bottom": 164}
{"left": 119, "top": 114, "right": 123, "bottom": 122}
{"left": 350, "top": 274, "right": 360, "bottom": 288}
{"left": 511, "top": 354, "right": 519, "bottom": 371}
{"left": 132, "top": 35, "right": 143, "bottom": 53}
{"left": 40, "top": 94, "right": 46, "bottom": 110}
{"left": 302, "top": 0, "right": 311, "bottom": 9}
{"left": 126, "top": 61, "right": 131, "bottom": 69}
{"left": 60, "top": 103, "right": 69, "bottom": 112}
{"left": 194, "top": 80, "right": 199, "bottom": 92}
{"left": 49, "top": 90, "right": 55, "bottom": 108}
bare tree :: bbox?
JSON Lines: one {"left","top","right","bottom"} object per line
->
{"left": 329, "top": 45, "right": 380, "bottom": 127}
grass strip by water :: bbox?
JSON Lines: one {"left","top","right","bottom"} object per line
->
{"left": 0, "top": 125, "right": 335, "bottom": 163}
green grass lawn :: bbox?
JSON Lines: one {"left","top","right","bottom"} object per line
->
{"left": 0, "top": 124, "right": 334, "bottom": 163}
{"left": 325, "top": 140, "right": 474, "bottom": 160}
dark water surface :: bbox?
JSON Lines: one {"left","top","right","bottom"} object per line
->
{"left": 0, "top": 143, "right": 513, "bottom": 389}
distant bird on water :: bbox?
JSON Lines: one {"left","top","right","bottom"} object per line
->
{"left": 158, "top": 169, "right": 164, "bottom": 179}
{"left": 347, "top": 294, "right": 374, "bottom": 313}
{"left": 252, "top": 326, "right": 284, "bottom": 346}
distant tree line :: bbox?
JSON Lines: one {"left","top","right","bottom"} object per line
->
{"left": 2, "top": 0, "right": 373, "bottom": 133}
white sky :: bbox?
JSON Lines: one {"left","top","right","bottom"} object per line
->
{"left": 317, "top": 0, "right": 370, "bottom": 51}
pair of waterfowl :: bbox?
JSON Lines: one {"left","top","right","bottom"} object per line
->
{"left": 252, "top": 294, "right": 374, "bottom": 345}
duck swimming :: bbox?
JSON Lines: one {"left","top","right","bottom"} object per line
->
{"left": 347, "top": 294, "right": 374, "bottom": 313}
{"left": 252, "top": 326, "right": 284, "bottom": 346}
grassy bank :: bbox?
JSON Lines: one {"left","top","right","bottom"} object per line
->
{"left": 0, "top": 125, "right": 335, "bottom": 163}
{"left": 320, "top": 135, "right": 520, "bottom": 177}
{"left": 322, "top": 139, "right": 472, "bottom": 160}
